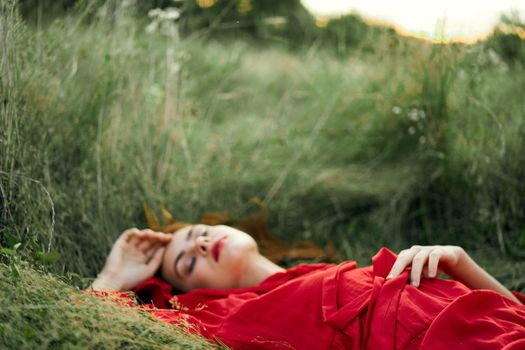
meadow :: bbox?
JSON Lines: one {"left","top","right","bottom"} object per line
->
{"left": 1, "top": 1, "right": 525, "bottom": 348}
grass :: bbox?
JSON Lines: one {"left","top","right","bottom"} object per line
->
{"left": 0, "top": 260, "right": 217, "bottom": 349}
{"left": 1, "top": 1, "right": 525, "bottom": 348}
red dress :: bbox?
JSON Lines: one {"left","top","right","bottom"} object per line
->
{"left": 128, "top": 248, "right": 525, "bottom": 349}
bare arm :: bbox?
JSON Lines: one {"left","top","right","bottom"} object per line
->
{"left": 387, "top": 245, "right": 522, "bottom": 304}
{"left": 91, "top": 228, "right": 172, "bottom": 291}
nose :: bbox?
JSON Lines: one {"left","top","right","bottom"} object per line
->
{"left": 194, "top": 235, "right": 211, "bottom": 256}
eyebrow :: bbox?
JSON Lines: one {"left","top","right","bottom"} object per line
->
{"left": 186, "top": 227, "right": 194, "bottom": 241}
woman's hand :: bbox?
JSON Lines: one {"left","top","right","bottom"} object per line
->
{"left": 386, "top": 244, "right": 521, "bottom": 304}
{"left": 386, "top": 245, "right": 465, "bottom": 287}
{"left": 91, "top": 228, "right": 172, "bottom": 291}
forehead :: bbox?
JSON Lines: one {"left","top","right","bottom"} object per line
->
{"left": 173, "top": 225, "right": 192, "bottom": 240}
{"left": 167, "top": 225, "right": 193, "bottom": 254}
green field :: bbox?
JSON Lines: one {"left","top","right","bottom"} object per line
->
{"left": 1, "top": 1, "right": 525, "bottom": 348}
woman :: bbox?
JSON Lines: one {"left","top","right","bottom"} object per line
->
{"left": 92, "top": 226, "right": 525, "bottom": 349}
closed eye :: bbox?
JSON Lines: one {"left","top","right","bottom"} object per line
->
{"left": 188, "top": 256, "right": 196, "bottom": 274}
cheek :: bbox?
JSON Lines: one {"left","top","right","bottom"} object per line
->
{"left": 161, "top": 262, "right": 183, "bottom": 290}
{"left": 188, "top": 260, "right": 216, "bottom": 289}
{"left": 161, "top": 255, "right": 173, "bottom": 281}
{"left": 224, "top": 240, "right": 255, "bottom": 262}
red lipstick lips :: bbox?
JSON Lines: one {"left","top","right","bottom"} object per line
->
{"left": 211, "top": 237, "right": 225, "bottom": 262}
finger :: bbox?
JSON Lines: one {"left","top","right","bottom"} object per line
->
{"left": 137, "top": 231, "right": 157, "bottom": 251}
{"left": 138, "top": 239, "right": 154, "bottom": 253}
{"left": 128, "top": 231, "right": 146, "bottom": 246}
{"left": 387, "top": 246, "right": 419, "bottom": 279}
{"left": 427, "top": 249, "right": 441, "bottom": 278}
{"left": 139, "top": 229, "right": 172, "bottom": 243}
{"left": 147, "top": 246, "right": 166, "bottom": 273}
{"left": 139, "top": 231, "right": 171, "bottom": 251}
{"left": 144, "top": 242, "right": 161, "bottom": 260}
{"left": 410, "top": 249, "right": 430, "bottom": 287}
{"left": 117, "top": 228, "right": 141, "bottom": 244}
{"left": 121, "top": 229, "right": 171, "bottom": 246}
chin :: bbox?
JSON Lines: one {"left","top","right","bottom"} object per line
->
{"left": 227, "top": 233, "right": 257, "bottom": 253}
{"left": 220, "top": 237, "right": 257, "bottom": 273}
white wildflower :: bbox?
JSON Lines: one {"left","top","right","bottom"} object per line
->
{"left": 408, "top": 126, "right": 416, "bottom": 135}
{"left": 148, "top": 8, "right": 162, "bottom": 18}
{"left": 145, "top": 21, "right": 158, "bottom": 34}
{"left": 408, "top": 108, "right": 419, "bottom": 121}
{"left": 392, "top": 106, "right": 402, "bottom": 115}
{"left": 148, "top": 7, "right": 180, "bottom": 21}
{"left": 145, "top": 7, "right": 180, "bottom": 37}
{"left": 160, "top": 8, "right": 180, "bottom": 21}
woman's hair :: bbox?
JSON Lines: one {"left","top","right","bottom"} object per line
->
{"left": 144, "top": 199, "right": 340, "bottom": 266}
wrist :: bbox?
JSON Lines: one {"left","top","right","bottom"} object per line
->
{"left": 91, "top": 272, "right": 124, "bottom": 291}
{"left": 440, "top": 246, "right": 466, "bottom": 276}
{"left": 454, "top": 246, "right": 468, "bottom": 268}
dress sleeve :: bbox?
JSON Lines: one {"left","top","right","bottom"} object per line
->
{"left": 512, "top": 291, "right": 525, "bottom": 304}
{"left": 371, "top": 247, "right": 398, "bottom": 277}
{"left": 133, "top": 277, "right": 177, "bottom": 308}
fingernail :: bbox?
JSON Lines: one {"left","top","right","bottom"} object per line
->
{"left": 411, "top": 281, "right": 418, "bottom": 286}
{"left": 386, "top": 274, "right": 393, "bottom": 279}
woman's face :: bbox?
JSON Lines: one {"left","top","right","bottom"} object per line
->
{"left": 161, "top": 224, "right": 258, "bottom": 291}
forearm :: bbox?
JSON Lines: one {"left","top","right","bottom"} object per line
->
{"left": 445, "top": 248, "right": 521, "bottom": 304}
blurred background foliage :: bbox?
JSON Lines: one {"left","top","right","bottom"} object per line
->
{"left": 1, "top": 0, "right": 523, "bottom": 271}
{"left": 17, "top": 0, "right": 393, "bottom": 54}
{"left": 1, "top": 0, "right": 525, "bottom": 347}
